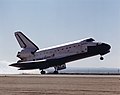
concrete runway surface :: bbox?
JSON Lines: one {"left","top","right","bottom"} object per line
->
{"left": 0, "top": 75, "right": 120, "bottom": 95}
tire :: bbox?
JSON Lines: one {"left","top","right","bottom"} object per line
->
{"left": 54, "top": 71, "right": 58, "bottom": 74}
{"left": 41, "top": 71, "right": 46, "bottom": 74}
{"left": 100, "top": 57, "right": 104, "bottom": 60}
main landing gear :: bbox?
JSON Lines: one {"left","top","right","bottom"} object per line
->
{"left": 54, "top": 67, "right": 59, "bottom": 74}
{"left": 53, "top": 71, "right": 58, "bottom": 74}
{"left": 41, "top": 70, "right": 46, "bottom": 74}
{"left": 40, "top": 70, "right": 59, "bottom": 74}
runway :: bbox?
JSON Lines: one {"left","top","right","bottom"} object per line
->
{"left": 0, "top": 75, "right": 120, "bottom": 95}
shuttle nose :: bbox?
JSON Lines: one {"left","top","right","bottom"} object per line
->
{"left": 97, "top": 43, "right": 111, "bottom": 55}
{"left": 101, "top": 43, "right": 111, "bottom": 50}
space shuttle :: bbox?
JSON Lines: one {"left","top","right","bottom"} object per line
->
{"left": 9, "top": 31, "right": 111, "bottom": 74}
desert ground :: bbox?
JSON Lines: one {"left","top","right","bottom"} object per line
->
{"left": 0, "top": 75, "right": 120, "bottom": 95}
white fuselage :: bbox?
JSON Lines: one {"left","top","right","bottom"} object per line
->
{"left": 25, "top": 39, "right": 97, "bottom": 61}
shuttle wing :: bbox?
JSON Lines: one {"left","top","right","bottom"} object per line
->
{"left": 10, "top": 60, "right": 46, "bottom": 70}
{"left": 10, "top": 58, "right": 65, "bottom": 70}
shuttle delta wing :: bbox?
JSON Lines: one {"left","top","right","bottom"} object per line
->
{"left": 10, "top": 58, "right": 65, "bottom": 70}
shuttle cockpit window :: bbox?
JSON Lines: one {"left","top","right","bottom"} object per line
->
{"left": 86, "top": 38, "right": 95, "bottom": 42}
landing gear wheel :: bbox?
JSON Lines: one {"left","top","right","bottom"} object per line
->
{"left": 54, "top": 71, "right": 58, "bottom": 74}
{"left": 100, "top": 56, "right": 104, "bottom": 60}
{"left": 41, "top": 70, "right": 46, "bottom": 74}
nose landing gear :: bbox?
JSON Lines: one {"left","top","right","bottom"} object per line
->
{"left": 100, "top": 56, "right": 104, "bottom": 60}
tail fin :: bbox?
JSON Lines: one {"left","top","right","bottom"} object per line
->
{"left": 15, "top": 31, "right": 39, "bottom": 52}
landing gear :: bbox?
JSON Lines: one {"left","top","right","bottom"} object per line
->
{"left": 54, "top": 71, "right": 58, "bottom": 74}
{"left": 54, "top": 66, "right": 59, "bottom": 74}
{"left": 41, "top": 70, "right": 46, "bottom": 74}
{"left": 100, "top": 56, "right": 104, "bottom": 60}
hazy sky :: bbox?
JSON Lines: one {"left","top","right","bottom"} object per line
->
{"left": 0, "top": 0, "right": 120, "bottom": 74}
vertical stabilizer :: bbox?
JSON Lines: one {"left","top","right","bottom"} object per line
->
{"left": 15, "top": 31, "right": 39, "bottom": 52}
